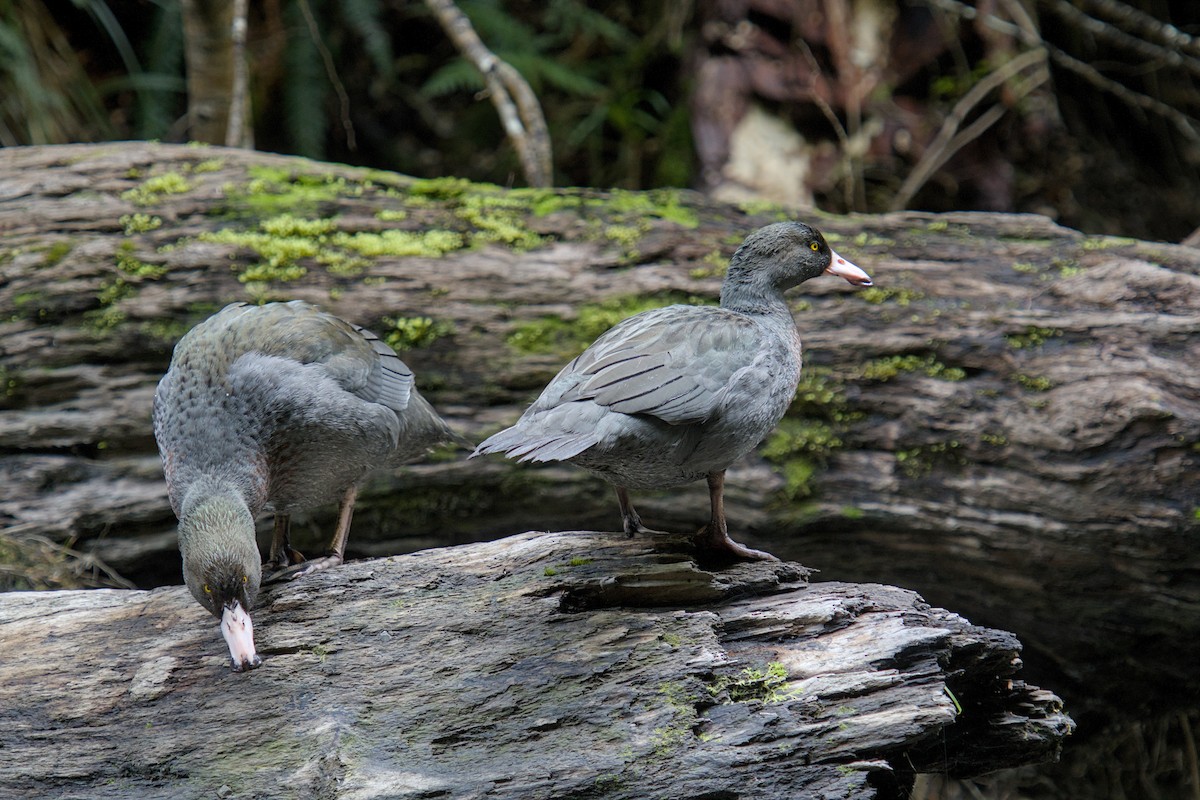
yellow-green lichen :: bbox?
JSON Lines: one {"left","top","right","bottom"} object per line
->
{"left": 1005, "top": 326, "right": 1062, "bottom": 349}
{"left": 120, "top": 213, "right": 163, "bottom": 235}
{"left": 689, "top": 249, "right": 729, "bottom": 280}
{"left": 259, "top": 213, "right": 337, "bottom": 238}
{"left": 332, "top": 229, "right": 464, "bottom": 257}
{"left": 42, "top": 241, "right": 72, "bottom": 266}
{"left": 896, "top": 440, "right": 965, "bottom": 478}
{"left": 1082, "top": 236, "right": 1137, "bottom": 250}
{"left": 121, "top": 172, "right": 193, "bottom": 206}
{"left": 859, "top": 286, "right": 925, "bottom": 307}
{"left": 762, "top": 418, "right": 843, "bottom": 461}
{"left": 116, "top": 250, "right": 167, "bottom": 279}
{"left": 382, "top": 316, "right": 454, "bottom": 351}
{"left": 507, "top": 293, "right": 712, "bottom": 355}
{"left": 861, "top": 354, "right": 965, "bottom": 382}
{"left": 709, "top": 662, "right": 796, "bottom": 704}
{"left": 375, "top": 209, "right": 408, "bottom": 222}
{"left": 1015, "top": 373, "right": 1053, "bottom": 392}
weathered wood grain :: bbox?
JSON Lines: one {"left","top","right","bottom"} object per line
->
{"left": 1, "top": 142, "right": 1196, "bottom": 733}
{"left": 0, "top": 531, "right": 1071, "bottom": 799}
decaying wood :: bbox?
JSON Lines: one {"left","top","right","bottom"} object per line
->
{"left": 0, "top": 531, "right": 1071, "bottom": 799}
{"left": 0, "top": 142, "right": 1197, "bottom": 736}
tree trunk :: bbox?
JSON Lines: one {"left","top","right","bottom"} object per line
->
{"left": 1, "top": 141, "right": 1196, "bottom": 739}
{"left": 0, "top": 530, "right": 1070, "bottom": 799}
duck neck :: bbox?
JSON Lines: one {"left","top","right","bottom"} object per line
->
{"left": 719, "top": 274, "right": 793, "bottom": 319}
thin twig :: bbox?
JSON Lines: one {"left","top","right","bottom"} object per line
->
{"left": 1078, "top": 0, "right": 1200, "bottom": 58}
{"left": 424, "top": 0, "right": 552, "bottom": 187}
{"left": 1046, "top": 0, "right": 1200, "bottom": 80}
{"left": 1181, "top": 712, "right": 1200, "bottom": 800}
{"left": 921, "top": 0, "right": 1200, "bottom": 142}
{"left": 891, "top": 48, "right": 1049, "bottom": 211}
{"left": 296, "top": 0, "right": 356, "bottom": 151}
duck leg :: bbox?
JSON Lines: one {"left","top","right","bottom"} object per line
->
{"left": 264, "top": 513, "right": 305, "bottom": 573}
{"left": 694, "top": 471, "right": 778, "bottom": 561}
{"left": 268, "top": 485, "right": 357, "bottom": 581}
{"left": 616, "top": 486, "right": 667, "bottom": 536}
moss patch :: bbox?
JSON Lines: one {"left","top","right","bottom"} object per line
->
{"left": 859, "top": 286, "right": 924, "bottom": 307}
{"left": 709, "top": 662, "right": 796, "bottom": 704}
{"left": 1005, "top": 326, "right": 1062, "bottom": 349}
{"left": 507, "top": 292, "right": 713, "bottom": 356}
{"left": 121, "top": 172, "right": 193, "bottom": 206}
{"left": 860, "top": 353, "right": 966, "bottom": 382}
{"left": 382, "top": 316, "right": 454, "bottom": 351}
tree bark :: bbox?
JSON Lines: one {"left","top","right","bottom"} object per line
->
{"left": 0, "top": 142, "right": 1196, "bottom": 737}
{"left": 0, "top": 530, "right": 1070, "bottom": 799}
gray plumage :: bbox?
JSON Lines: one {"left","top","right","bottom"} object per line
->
{"left": 472, "top": 221, "right": 872, "bottom": 560}
{"left": 153, "top": 300, "right": 458, "bottom": 670}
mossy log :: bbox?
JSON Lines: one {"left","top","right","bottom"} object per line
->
{"left": 1, "top": 142, "right": 1197, "bottom": 735}
{"left": 0, "top": 530, "right": 1071, "bottom": 799}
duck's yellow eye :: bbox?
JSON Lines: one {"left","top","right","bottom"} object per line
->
{"left": 203, "top": 584, "right": 211, "bottom": 594}
{"left": 810, "top": 241, "right": 820, "bottom": 251}
{"left": 242, "top": 574, "right": 248, "bottom": 584}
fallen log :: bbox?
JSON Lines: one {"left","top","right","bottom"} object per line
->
{"left": 0, "top": 141, "right": 1196, "bottom": 734}
{"left": 0, "top": 531, "right": 1071, "bottom": 799}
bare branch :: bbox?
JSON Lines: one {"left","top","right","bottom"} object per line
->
{"left": 891, "top": 49, "right": 1049, "bottom": 211}
{"left": 296, "top": 0, "right": 356, "bottom": 151}
{"left": 920, "top": 0, "right": 1200, "bottom": 142}
{"left": 1078, "top": 0, "right": 1200, "bottom": 58}
{"left": 1045, "top": 0, "right": 1200, "bottom": 80}
{"left": 424, "top": 0, "right": 552, "bottom": 187}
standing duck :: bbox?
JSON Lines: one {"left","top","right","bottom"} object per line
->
{"left": 153, "top": 300, "right": 458, "bottom": 671}
{"left": 472, "top": 221, "right": 871, "bottom": 561}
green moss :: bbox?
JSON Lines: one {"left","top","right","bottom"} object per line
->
{"left": 42, "top": 241, "right": 72, "bottom": 266}
{"left": 709, "top": 662, "right": 796, "bottom": 704}
{"left": 896, "top": 440, "right": 965, "bottom": 478}
{"left": 981, "top": 432, "right": 1008, "bottom": 446}
{"left": 225, "top": 166, "right": 351, "bottom": 216}
{"left": 859, "top": 286, "right": 924, "bottom": 307}
{"left": 1011, "top": 262, "right": 1041, "bottom": 274}
{"left": 568, "top": 557, "right": 592, "bottom": 567}
{"left": 507, "top": 293, "right": 711, "bottom": 355}
{"left": 778, "top": 458, "right": 816, "bottom": 500}
{"left": 141, "top": 317, "right": 192, "bottom": 345}
{"left": 84, "top": 278, "right": 135, "bottom": 331}
{"left": 689, "top": 249, "right": 729, "bottom": 280}
{"left": 259, "top": 214, "right": 337, "bottom": 238}
{"left": 926, "top": 219, "right": 949, "bottom": 232}
{"left": 651, "top": 681, "right": 701, "bottom": 757}
{"left": 543, "top": 566, "right": 558, "bottom": 577}
{"left": 1005, "top": 326, "right": 1062, "bottom": 349}
{"left": 861, "top": 354, "right": 965, "bottom": 382}
{"left": 735, "top": 199, "right": 789, "bottom": 219}
{"left": 120, "top": 213, "right": 163, "bottom": 234}
{"left": 332, "top": 229, "right": 464, "bottom": 257}
{"left": 116, "top": 250, "right": 167, "bottom": 279}
{"left": 1082, "top": 236, "right": 1137, "bottom": 250}
{"left": 840, "top": 505, "right": 865, "bottom": 520}
{"left": 1015, "top": 373, "right": 1053, "bottom": 392}
{"left": 382, "top": 316, "right": 454, "bottom": 350}
{"left": 190, "top": 158, "right": 225, "bottom": 174}
{"left": 121, "top": 172, "right": 193, "bottom": 206}
{"left": 762, "top": 418, "right": 843, "bottom": 461}
{"left": 375, "top": 209, "right": 408, "bottom": 222}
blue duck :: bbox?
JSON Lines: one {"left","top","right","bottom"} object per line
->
{"left": 153, "top": 300, "right": 458, "bottom": 670}
{"left": 472, "top": 221, "right": 872, "bottom": 561}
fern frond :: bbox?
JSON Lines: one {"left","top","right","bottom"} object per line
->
{"left": 340, "top": 0, "right": 394, "bottom": 79}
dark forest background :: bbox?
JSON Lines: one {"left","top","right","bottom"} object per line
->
{"left": 5, "top": 0, "right": 1200, "bottom": 242}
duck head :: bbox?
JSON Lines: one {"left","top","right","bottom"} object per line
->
{"left": 180, "top": 494, "right": 263, "bottom": 672}
{"left": 724, "top": 221, "right": 873, "bottom": 301}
